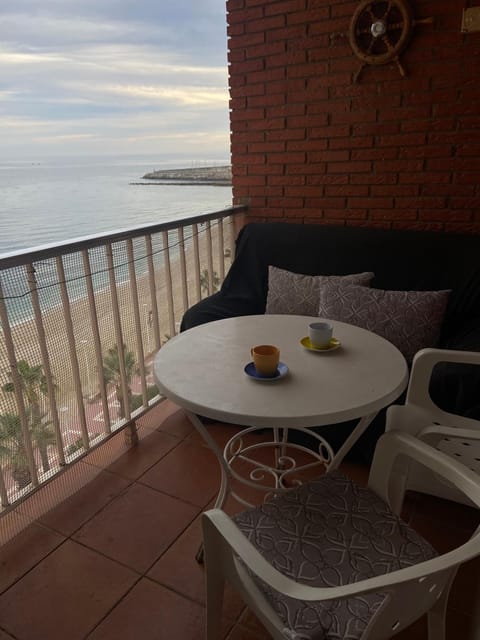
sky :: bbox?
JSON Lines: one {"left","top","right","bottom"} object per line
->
{"left": 0, "top": 1, "right": 231, "bottom": 161}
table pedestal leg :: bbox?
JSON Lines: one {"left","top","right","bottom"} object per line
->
{"left": 328, "top": 411, "right": 378, "bottom": 471}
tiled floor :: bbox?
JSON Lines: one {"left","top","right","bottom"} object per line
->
{"left": 0, "top": 400, "right": 479, "bottom": 639}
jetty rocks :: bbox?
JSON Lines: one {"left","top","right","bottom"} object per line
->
{"left": 142, "top": 165, "right": 232, "bottom": 186}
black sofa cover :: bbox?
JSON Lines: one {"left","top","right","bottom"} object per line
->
{"left": 181, "top": 222, "right": 480, "bottom": 462}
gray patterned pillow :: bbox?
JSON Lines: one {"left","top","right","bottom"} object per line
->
{"left": 318, "top": 282, "right": 450, "bottom": 362}
{"left": 265, "top": 267, "right": 374, "bottom": 316}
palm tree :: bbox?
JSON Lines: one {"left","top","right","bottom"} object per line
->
{"left": 0, "top": 410, "right": 55, "bottom": 490}
{"left": 2, "top": 360, "right": 55, "bottom": 472}
{"left": 0, "top": 413, "right": 31, "bottom": 490}
{"left": 200, "top": 269, "right": 220, "bottom": 295}
{"left": 102, "top": 344, "right": 137, "bottom": 419}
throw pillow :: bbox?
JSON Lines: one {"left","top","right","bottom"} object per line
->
{"left": 265, "top": 267, "right": 374, "bottom": 316}
{"left": 318, "top": 282, "right": 450, "bottom": 362}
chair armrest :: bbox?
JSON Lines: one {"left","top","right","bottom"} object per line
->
{"left": 202, "top": 433, "right": 480, "bottom": 604}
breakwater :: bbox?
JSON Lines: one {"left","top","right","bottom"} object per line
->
{"left": 141, "top": 165, "right": 232, "bottom": 186}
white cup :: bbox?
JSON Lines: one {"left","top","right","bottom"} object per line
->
{"left": 308, "top": 322, "right": 333, "bottom": 348}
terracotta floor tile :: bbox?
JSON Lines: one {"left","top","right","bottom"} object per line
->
{"left": 86, "top": 578, "right": 204, "bottom": 640}
{"left": 148, "top": 512, "right": 244, "bottom": 622}
{"left": 73, "top": 483, "right": 198, "bottom": 572}
{"left": 187, "top": 421, "right": 247, "bottom": 450}
{"left": 0, "top": 508, "right": 41, "bottom": 547}
{"left": 89, "top": 429, "right": 180, "bottom": 481}
{"left": 39, "top": 469, "right": 130, "bottom": 535}
{"left": 82, "top": 424, "right": 156, "bottom": 470}
{"left": 155, "top": 405, "right": 194, "bottom": 439}
{"left": 136, "top": 399, "right": 182, "bottom": 432}
{"left": 0, "top": 540, "right": 137, "bottom": 640}
{"left": 139, "top": 439, "right": 221, "bottom": 507}
{"left": 225, "top": 623, "right": 271, "bottom": 640}
{"left": 147, "top": 512, "right": 205, "bottom": 602}
{"left": 238, "top": 609, "right": 271, "bottom": 636}
{"left": 0, "top": 522, "right": 64, "bottom": 594}
{"left": 17, "top": 461, "right": 100, "bottom": 523}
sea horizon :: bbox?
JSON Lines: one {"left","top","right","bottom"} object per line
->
{"left": 0, "top": 154, "right": 232, "bottom": 256}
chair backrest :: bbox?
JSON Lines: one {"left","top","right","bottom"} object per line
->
{"left": 386, "top": 348, "right": 480, "bottom": 503}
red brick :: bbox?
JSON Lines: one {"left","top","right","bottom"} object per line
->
{"left": 248, "top": 93, "right": 285, "bottom": 107}
{"left": 329, "top": 136, "right": 373, "bottom": 150}
{"left": 326, "top": 161, "right": 371, "bottom": 174}
{"left": 371, "top": 209, "right": 418, "bottom": 221}
{"left": 325, "top": 209, "right": 368, "bottom": 220}
{"left": 351, "top": 148, "right": 398, "bottom": 161}
{"left": 248, "top": 141, "right": 285, "bottom": 153}
{"left": 306, "top": 174, "right": 348, "bottom": 185}
{"left": 228, "top": 32, "right": 265, "bottom": 49}
{"left": 399, "top": 172, "right": 451, "bottom": 185}
{"left": 305, "top": 197, "right": 346, "bottom": 208}
{"left": 325, "top": 185, "right": 369, "bottom": 197}
{"left": 307, "top": 150, "right": 349, "bottom": 163}
{"left": 247, "top": 15, "right": 284, "bottom": 33}
{"left": 247, "top": 117, "right": 285, "bottom": 130}
{"left": 268, "top": 175, "right": 306, "bottom": 186}
{"left": 449, "top": 197, "right": 480, "bottom": 210}
{"left": 230, "top": 84, "right": 265, "bottom": 98}
{"left": 287, "top": 139, "right": 327, "bottom": 152}
{"left": 371, "top": 185, "right": 418, "bottom": 197}
{"left": 330, "top": 109, "right": 377, "bottom": 125}
{"left": 245, "top": 41, "right": 285, "bottom": 59}
{"left": 348, "top": 197, "right": 394, "bottom": 209}
{"left": 230, "top": 108, "right": 265, "bottom": 122}
{"left": 265, "top": 0, "right": 305, "bottom": 16}
{"left": 420, "top": 210, "right": 473, "bottom": 223}
{"left": 311, "top": 125, "right": 350, "bottom": 139}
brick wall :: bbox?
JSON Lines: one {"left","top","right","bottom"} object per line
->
{"left": 226, "top": 0, "right": 480, "bottom": 232}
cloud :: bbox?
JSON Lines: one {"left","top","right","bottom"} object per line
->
{"left": 0, "top": 2, "right": 230, "bottom": 159}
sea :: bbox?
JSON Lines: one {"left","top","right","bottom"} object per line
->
{"left": 0, "top": 155, "right": 233, "bottom": 256}
{"left": 0, "top": 155, "right": 233, "bottom": 324}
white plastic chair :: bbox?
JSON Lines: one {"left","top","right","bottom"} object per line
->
{"left": 386, "top": 348, "right": 480, "bottom": 505}
{"left": 202, "top": 431, "right": 480, "bottom": 640}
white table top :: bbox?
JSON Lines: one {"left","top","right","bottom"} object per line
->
{"left": 153, "top": 315, "right": 408, "bottom": 429}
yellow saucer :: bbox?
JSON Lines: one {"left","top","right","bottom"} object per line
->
{"left": 300, "top": 336, "right": 341, "bottom": 352}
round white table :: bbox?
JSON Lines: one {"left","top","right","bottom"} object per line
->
{"left": 153, "top": 315, "right": 408, "bottom": 512}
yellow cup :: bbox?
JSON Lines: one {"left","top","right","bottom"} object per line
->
{"left": 251, "top": 344, "right": 280, "bottom": 377}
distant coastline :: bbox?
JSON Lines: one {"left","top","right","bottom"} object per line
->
{"left": 136, "top": 165, "right": 232, "bottom": 186}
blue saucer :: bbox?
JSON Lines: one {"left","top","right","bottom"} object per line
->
{"left": 244, "top": 361, "right": 289, "bottom": 382}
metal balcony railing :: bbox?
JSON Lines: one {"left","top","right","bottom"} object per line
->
{"left": 0, "top": 206, "right": 245, "bottom": 513}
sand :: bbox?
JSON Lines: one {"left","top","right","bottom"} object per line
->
{"left": 0, "top": 216, "right": 235, "bottom": 421}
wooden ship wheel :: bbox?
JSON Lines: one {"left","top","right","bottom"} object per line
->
{"left": 349, "top": 0, "right": 433, "bottom": 82}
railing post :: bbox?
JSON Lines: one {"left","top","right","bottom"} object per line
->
{"left": 0, "top": 206, "right": 246, "bottom": 511}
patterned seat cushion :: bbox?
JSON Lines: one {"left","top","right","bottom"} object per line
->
{"left": 233, "top": 473, "right": 437, "bottom": 640}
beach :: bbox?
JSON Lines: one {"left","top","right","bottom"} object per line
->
{"left": 0, "top": 217, "right": 233, "bottom": 435}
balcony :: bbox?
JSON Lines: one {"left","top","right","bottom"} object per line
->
{"left": 0, "top": 209, "right": 479, "bottom": 639}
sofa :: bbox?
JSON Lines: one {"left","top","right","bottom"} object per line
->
{"left": 181, "top": 222, "right": 480, "bottom": 463}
